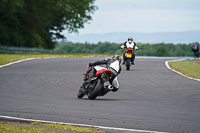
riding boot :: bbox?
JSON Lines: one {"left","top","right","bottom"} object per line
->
{"left": 131, "top": 54, "right": 135, "bottom": 65}
{"left": 84, "top": 67, "right": 96, "bottom": 84}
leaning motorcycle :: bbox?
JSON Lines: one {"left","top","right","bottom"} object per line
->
{"left": 77, "top": 66, "right": 112, "bottom": 100}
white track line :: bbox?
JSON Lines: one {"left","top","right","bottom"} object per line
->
{"left": 0, "top": 58, "right": 36, "bottom": 68}
{"left": 0, "top": 57, "right": 168, "bottom": 133}
{"left": 165, "top": 58, "right": 200, "bottom": 82}
{"left": 0, "top": 57, "right": 60, "bottom": 69}
{"left": 0, "top": 115, "right": 168, "bottom": 133}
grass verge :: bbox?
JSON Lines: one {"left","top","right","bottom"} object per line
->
{"left": 0, "top": 121, "right": 105, "bottom": 133}
{"left": 0, "top": 53, "right": 112, "bottom": 65}
{"left": 168, "top": 61, "right": 200, "bottom": 79}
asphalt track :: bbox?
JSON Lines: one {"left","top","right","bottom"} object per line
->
{"left": 0, "top": 57, "right": 200, "bottom": 133}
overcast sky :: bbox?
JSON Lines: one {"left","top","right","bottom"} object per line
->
{"left": 68, "top": 0, "right": 200, "bottom": 35}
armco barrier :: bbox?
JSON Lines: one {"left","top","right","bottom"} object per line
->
{"left": 0, "top": 45, "right": 53, "bottom": 53}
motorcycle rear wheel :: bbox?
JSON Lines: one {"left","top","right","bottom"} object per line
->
{"left": 88, "top": 79, "right": 103, "bottom": 100}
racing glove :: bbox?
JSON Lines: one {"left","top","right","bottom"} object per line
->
{"left": 89, "top": 63, "right": 93, "bottom": 66}
{"left": 135, "top": 46, "right": 139, "bottom": 50}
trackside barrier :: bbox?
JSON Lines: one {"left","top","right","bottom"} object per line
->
{"left": 0, "top": 45, "right": 53, "bottom": 53}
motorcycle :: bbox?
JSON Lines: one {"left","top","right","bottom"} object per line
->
{"left": 191, "top": 44, "right": 199, "bottom": 58}
{"left": 194, "top": 51, "right": 199, "bottom": 58}
{"left": 124, "top": 50, "right": 134, "bottom": 70}
{"left": 77, "top": 66, "right": 112, "bottom": 100}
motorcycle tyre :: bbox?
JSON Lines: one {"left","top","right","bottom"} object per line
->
{"left": 195, "top": 51, "right": 199, "bottom": 58}
{"left": 77, "top": 86, "right": 85, "bottom": 99}
{"left": 126, "top": 58, "right": 131, "bottom": 70}
{"left": 88, "top": 79, "right": 103, "bottom": 100}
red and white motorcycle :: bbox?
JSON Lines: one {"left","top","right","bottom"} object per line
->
{"left": 77, "top": 66, "right": 112, "bottom": 100}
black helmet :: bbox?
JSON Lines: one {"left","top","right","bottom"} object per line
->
{"left": 128, "top": 37, "right": 133, "bottom": 41}
{"left": 192, "top": 43, "right": 198, "bottom": 50}
{"left": 112, "top": 55, "right": 122, "bottom": 64}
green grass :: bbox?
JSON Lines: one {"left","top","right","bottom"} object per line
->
{"left": 168, "top": 61, "right": 200, "bottom": 79}
{"left": 31, "top": 122, "right": 104, "bottom": 133}
{"left": 0, "top": 123, "right": 60, "bottom": 133}
{"left": 0, "top": 121, "right": 105, "bottom": 133}
{"left": 0, "top": 53, "right": 112, "bottom": 65}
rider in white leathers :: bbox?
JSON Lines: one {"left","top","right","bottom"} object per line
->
{"left": 84, "top": 55, "right": 122, "bottom": 96}
{"left": 121, "top": 37, "right": 138, "bottom": 65}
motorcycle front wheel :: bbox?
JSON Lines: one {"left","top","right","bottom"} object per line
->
{"left": 126, "top": 58, "right": 131, "bottom": 70}
{"left": 195, "top": 51, "right": 199, "bottom": 57}
{"left": 77, "top": 85, "right": 85, "bottom": 99}
{"left": 88, "top": 79, "right": 103, "bottom": 100}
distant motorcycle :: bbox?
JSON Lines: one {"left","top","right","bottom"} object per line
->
{"left": 124, "top": 50, "right": 133, "bottom": 70}
{"left": 77, "top": 66, "right": 112, "bottom": 100}
{"left": 121, "top": 42, "right": 139, "bottom": 70}
{"left": 191, "top": 43, "right": 199, "bottom": 58}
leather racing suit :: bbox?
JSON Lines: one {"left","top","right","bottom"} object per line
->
{"left": 85, "top": 58, "right": 121, "bottom": 95}
{"left": 121, "top": 41, "right": 138, "bottom": 64}
{"left": 191, "top": 43, "right": 199, "bottom": 58}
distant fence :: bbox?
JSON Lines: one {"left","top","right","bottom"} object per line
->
{"left": 0, "top": 45, "right": 53, "bottom": 53}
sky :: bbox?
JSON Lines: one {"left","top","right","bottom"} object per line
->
{"left": 65, "top": 0, "right": 200, "bottom": 36}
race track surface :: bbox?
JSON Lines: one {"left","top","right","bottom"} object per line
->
{"left": 0, "top": 57, "right": 200, "bottom": 133}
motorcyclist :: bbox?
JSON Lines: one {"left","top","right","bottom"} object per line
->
{"left": 191, "top": 43, "right": 199, "bottom": 58}
{"left": 121, "top": 37, "right": 139, "bottom": 65}
{"left": 84, "top": 55, "right": 122, "bottom": 96}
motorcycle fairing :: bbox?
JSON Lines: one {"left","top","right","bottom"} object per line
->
{"left": 125, "top": 50, "right": 132, "bottom": 58}
{"left": 94, "top": 66, "right": 112, "bottom": 78}
{"left": 126, "top": 53, "right": 132, "bottom": 58}
{"left": 85, "top": 68, "right": 90, "bottom": 75}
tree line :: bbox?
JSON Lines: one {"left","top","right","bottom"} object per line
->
{"left": 54, "top": 42, "right": 199, "bottom": 57}
{"left": 0, "top": 0, "right": 97, "bottom": 49}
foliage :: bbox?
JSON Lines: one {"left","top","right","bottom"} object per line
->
{"left": 54, "top": 42, "right": 199, "bottom": 57}
{"left": 156, "top": 46, "right": 168, "bottom": 56}
{"left": 54, "top": 42, "right": 123, "bottom": 54}
{"left": 0, "top": 0, "right": 97, "bottom": 49}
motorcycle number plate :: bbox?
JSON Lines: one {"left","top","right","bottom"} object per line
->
{"left": 126, "top": 54, "right": 132, "bottom": 58}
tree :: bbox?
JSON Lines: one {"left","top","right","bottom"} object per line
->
{"left": 156, "top": 46, "right": 168, "bottom": 56}
{"left": 0, "top": 0, "right": 24, "bottom": 47}
{"left": 0, "top": 0, "right": 97, "bottom": 49}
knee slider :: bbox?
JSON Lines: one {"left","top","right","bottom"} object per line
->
{"left": 112, "top": 86, "right": 119, "bottom": 92}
